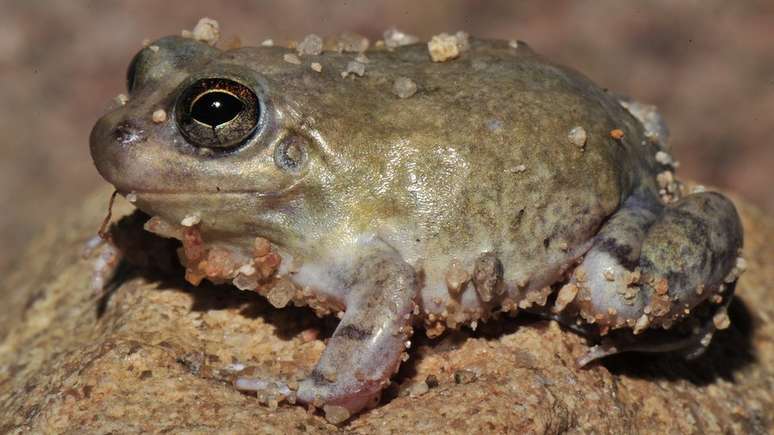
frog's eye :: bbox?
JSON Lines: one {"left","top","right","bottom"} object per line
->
{"left": 175, "top": 78, "right": 260, "bottom": 150}
{"left": 274, "top": 135, "right": 308, "bottom": 173}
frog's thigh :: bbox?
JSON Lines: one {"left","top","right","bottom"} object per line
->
{"left": 238, "top": 248, "right": 418, "bottom": 417}
{"left": 571, "top": 191, "right": 742, "bottom": 341}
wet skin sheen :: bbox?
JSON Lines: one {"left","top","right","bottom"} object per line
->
{"left": 90, "top": 35, "right": 743, "bottom": 418}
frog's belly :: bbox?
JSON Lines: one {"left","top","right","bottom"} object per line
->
{"left": 286, "top": 232, "right": 594, "bottom": 332}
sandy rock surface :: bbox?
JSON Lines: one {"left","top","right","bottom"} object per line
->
{"left": 0, "top": 186, "right": 772, "bottom": 434}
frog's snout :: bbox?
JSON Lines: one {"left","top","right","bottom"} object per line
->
{"left": 89, "top": 111, "right": 159, "bottom": 194}
{"left": 90, "top": 113, "right": 123, "bottom": 189}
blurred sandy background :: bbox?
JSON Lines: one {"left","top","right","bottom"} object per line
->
{"left": 0, "top": 0, "right": 772, "bottom": 273}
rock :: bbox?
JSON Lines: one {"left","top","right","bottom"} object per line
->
{"left": 1, "top": 186, "right": 772, "bottom": 433}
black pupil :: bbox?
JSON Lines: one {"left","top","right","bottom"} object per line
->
{"left": 190, "top": 91, "right": 244, "bottom": 127}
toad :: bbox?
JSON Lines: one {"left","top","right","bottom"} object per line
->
{"left": 90, "top": 32, "right": 744, "bottom": 420}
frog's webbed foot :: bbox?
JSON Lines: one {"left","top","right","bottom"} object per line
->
{"left": 236, "top": 247, "right": 418, "bottom": 422}
{"left": 562, "top": 191, "right": 743, "bottom": 364}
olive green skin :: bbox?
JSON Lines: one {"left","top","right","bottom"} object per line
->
{"left": 91, "top": 36, "right": 668, "bottom": 318}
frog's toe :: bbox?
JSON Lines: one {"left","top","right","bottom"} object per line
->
{"left": 234, "top": 377, "right": 295, "bottom": 403}
{"left": 568, "top": 191, "right": 743, "bottom": 343}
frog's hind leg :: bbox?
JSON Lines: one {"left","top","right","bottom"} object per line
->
{"left": 236, "top": 247, "right": 418, "bottom": 421}
{"left": 564, "top": 191, "right": 743, "bottom": 365}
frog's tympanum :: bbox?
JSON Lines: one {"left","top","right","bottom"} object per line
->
{"left": 90, "top": 34, "right": 744, "bottom": 420}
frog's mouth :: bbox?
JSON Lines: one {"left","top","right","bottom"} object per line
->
{"left": 120, "top": 188, "right": 292, "bottom": 223}
{"left": 120, "top": 189, "right": 285, "bottom": 198}
{"left": 116, "top": 174, "right": 306, "bottom": 200}
{"left": 117, "top": 180, "right": 306, "bottom": 238}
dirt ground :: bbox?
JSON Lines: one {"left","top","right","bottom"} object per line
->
{"left": 1, "top": 0, "right": 772, "bottom": 272}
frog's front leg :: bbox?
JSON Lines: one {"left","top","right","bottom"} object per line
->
{"left": 237, "top": 246, "right": 418, "bottom": 420}
{"left": 564, "top": 191, "right": 743, "bottom": 364}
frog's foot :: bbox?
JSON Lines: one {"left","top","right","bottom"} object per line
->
{"left": 564, "top": 191, "right": 743, "bottom": 361}
{"left": 233, "top": 377, "right": 295, "bottom": 403}
{"left": 236, "top": 248, "right": 418, "bottom": 423}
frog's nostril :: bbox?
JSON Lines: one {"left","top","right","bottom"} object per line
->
{"left": 112, "top": 121, "right": 146, "bottom": 146}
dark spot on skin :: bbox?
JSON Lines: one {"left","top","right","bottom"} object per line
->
{"left": 113, "top": 121, "right": 146, "bottom": 145}
{"left": 597, "top": 236, "right": 638, "bottom": 270}
{"left": 335, "top": 324, "right": 372, "bottom": 341}
{"left": 542, "top": 238, "right": 550, "bottom": 249}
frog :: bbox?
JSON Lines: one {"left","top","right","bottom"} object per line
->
{"left": 89, "top": 33, "right": 744, "bottom": 420}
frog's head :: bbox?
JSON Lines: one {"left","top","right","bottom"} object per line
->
{"left": 90, "top": 36, "right": 339, "bottom": 247}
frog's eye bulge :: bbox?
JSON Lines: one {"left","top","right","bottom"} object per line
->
{"left": 126, "top": 36, "right": 219, "bottom": 93}
{"left": 176, "top": 78, "right": 260, "bottom": 149}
